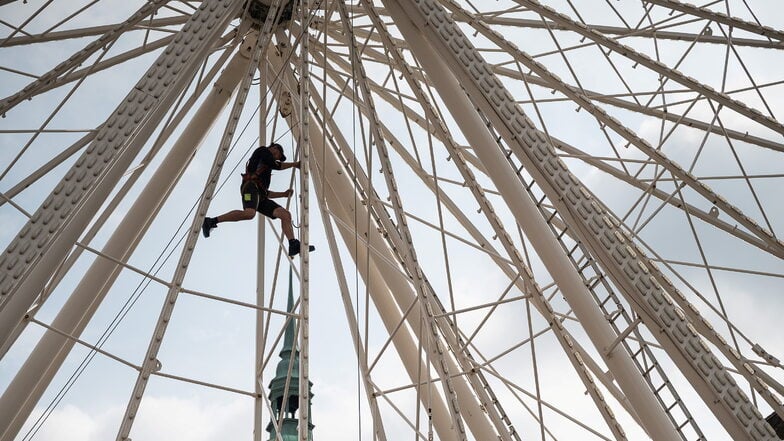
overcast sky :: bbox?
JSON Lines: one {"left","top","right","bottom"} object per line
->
{"left": 1, "top": 1, "right": 783, "bottom": 441}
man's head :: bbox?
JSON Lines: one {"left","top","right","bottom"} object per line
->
{"left": 269, "top": 143, "right": 286, "bottom": 162}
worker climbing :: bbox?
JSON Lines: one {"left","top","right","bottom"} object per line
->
{"left": 201, "top": 142, "right": 313, "bottom": 257}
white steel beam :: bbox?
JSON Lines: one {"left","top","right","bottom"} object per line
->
{"left": 314, "top": 14, "right": 626, "bottom": 438}
{"left": 476, "top": 0, "right": 784, "bottom": 427}
{"left": 271, "top": 48, "right": 460, "bottom": 441}
{"left": 329, "top": 3, "right": 507, "bottom": 438}
{"left": 0, "top": 16, "right": 188, "bottom": 47}
{"left": 441, "top": 0, "right": 784, "bottom": 259}
{"left": 313, "top": 28, "right": 780, "bottom": 260}
{"left": 474, "top": 16, "right": 784, "bottom": 49}
{"left": 0, "top": 0, "right": 170, "bottom": 115}
{"left": 0, "top": 22, "right": 248, "bottom": 440}
{"left": 115, "top": 23, "right": 267, "bottom": 441}
{"left": 6, "top": 29, "right": 238, "bottom": 110}
{"left": 339, "top": 24, "right": 784, "bottom": 154}
{"left": 0, "top": 132, "right": 94, "bottom": 209}
{"left": 329, "top": 13, "right": 779, "bottom": 417}
{"left": 0, "top": 39, "right": 239, "bottom": 363}
{"left": 308, "top": 61, "right": 762, "bottom": 428}
{"left": 513, "top": 0, "right": 784, "bottom": 137}
{"left": 379, "top": 1, "right": 684, "bottom": 440}
{"left": 0, "top": 0, "right": 240, "bottom": 367}
{"left": 254, "top": 41, "right": 269, "bottom": 441}
{"left": 15, "top": 35, "right": 175, "bottom": 101}
{"left": 644, "top": 0, "right": 784, "bottom": 42}
{"left": 397, "top": 0, "right": 776, "bottom": 439}
{"left": 297, "top": 1, "right": 313, "bottom": 440}
{"left": 316, "top": 180, "right": 390, "bottom": 441}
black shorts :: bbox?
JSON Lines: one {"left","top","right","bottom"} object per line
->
{"left": 241, "top": 181, "right": 281, "bottom": 218}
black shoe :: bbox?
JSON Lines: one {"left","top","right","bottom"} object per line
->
{"left": 202, "top": 217, "right": 217, "bottom": 238}
{"left": 288, "top": 239, "right": 301, "bottom": 256}
{"left": 288, "top": 240, "right": 316, "bottom": 257}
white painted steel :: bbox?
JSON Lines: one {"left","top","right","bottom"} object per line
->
{"left": 0, "top": 2, "right": 243, "bottom": 439}
{"left": 0, "top": 0, "right": 170, "bottom": 116}
{"left": 297, "top": 2, "right": 312, "bottom": 440}
{"left": 326, "top": 6, "right": 625, "bottom": 437}
{"left": 0, "top": 40, "right": 239, "bottom": 363}
{"left": 396, "top": 0, "right": 777, "bottom": 439}
{"left": 1, "top": 1, "right": 782, "bottom": 441}
{"left": 379, "top": 1, "right": 681, "bottom": 440}
{"left": 254, "top": 47, "right": 269, "bottom": 441}
{"left": 643, "top": 0, "right": 784, "bottom": 41}
{"left": 270, "top": 42, "right": 462, "bottom": 441}
{"left": 0, "top": 0, "right": 240, "bottom": 355}
{"left": 327, "top": 2, "right": 486, "bottom": 439}
{"left": 512, "top": 0, "right": 784, "bottom": 257}
{"left": 115, "top": 16, "right": 263, "bottom": 440}
{"left": 442, "top": 0, "right": 784, "bottom": 259}
{"left": 0, "top": 42, "right": 248, "bottom": 437}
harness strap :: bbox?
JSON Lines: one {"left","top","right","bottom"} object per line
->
{"left": 241, "top": 172, "right": 259, "bottom": 182}
{"left": 241, "top": 173, "right": 269, "bottom": 199}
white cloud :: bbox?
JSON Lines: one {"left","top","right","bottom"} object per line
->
{"left": 28, "top": 396, "right": 252, "bottom": 441}
{"left": 29, "top": 404, "right": 100, "bottom": 441}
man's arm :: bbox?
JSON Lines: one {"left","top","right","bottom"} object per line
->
{"left": 268, "top": 189, "right": 294, "bottom": 199}
{"left": 277, "top": 161, "right": 301, "bottom": 170}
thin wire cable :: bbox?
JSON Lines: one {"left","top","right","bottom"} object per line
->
{"left": 20, "top": 77, "right": 269, "bottom": 439}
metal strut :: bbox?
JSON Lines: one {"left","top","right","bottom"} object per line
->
{"left": 296, "top": 0, "right": 313, "bottom": 440}
{"left": 333, "top": 1, "right": 471, "bottom": 439}
{"left": 0, "top": 2, "right": 242, "bottom": 439}
{"left": 116, "top": 4, "right": 277, "bottom": 438}
{"left": 0, "top": 0, "right": 171, "bottom": 115}
{"left": 355, "top": 2, "right": 627, "bottom": 439}
{"left": 403, "top": 0, "right": 777, "bottom": 439}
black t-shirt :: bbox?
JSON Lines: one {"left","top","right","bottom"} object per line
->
{"left": 246, "top": 147, "right": 282, "bottom": 190}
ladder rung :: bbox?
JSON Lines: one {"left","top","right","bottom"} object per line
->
{"left": 598, "top": 295, "right": 615, "bottom": 308}
{"left": 589, "top": 276, "right": 604, "bottom": 290}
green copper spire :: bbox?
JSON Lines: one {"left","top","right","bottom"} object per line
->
{"left": 266, "top": 270, "right": 313, "bottom": 441}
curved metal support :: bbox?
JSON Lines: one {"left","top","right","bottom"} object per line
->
{"left": 400, "top": 0, "right": 775, "bottom": 439}
{"left": 0, "top": 0, "right": 170, "bottom": 115}
{"left": 0, "top": 1, "right": 243, "bottom": 439}
{"left": 513, "top": 0, "right": 784, "bottom": 137}
{"left": 644, "top": 0, "right": 784, "bottom": 42}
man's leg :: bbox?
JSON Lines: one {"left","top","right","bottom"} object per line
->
{"left": 203, "top": 182, "right": 259, "bottom": 238}
{"left": 217, "top": 208, "right": 256, "bottom": 223}
{"left": 270, "top": 206, "right": 314, "bottom": 257}
{"left": 202, "top": 208, "right": 256, "bottom": 237}
{"left": 271, "top": 207, "right": 294, "bottom": 241}
{"left": 269, "top": 205, "right": 301, "bottom": 256}
{"left": 259, "top": 201, "right": 313, "bottom": 256}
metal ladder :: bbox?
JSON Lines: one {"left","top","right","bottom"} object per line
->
{"left": 497, "top": 139, "right": 706, "bottom": 441}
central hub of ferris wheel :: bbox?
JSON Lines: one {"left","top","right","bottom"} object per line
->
{"left": 244, "top": 0, "right": 297, "bottom": 27}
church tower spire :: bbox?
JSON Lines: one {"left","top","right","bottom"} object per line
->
{"left": 266, "top": 272, "right": 314, "bottom": 441}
